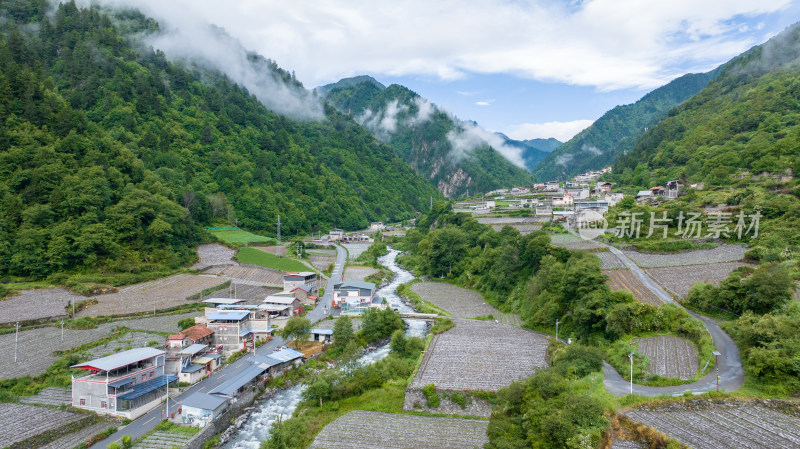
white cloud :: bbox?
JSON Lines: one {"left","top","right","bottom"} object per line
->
{"left": 447, "top": 122, "right": 527, "bottom": 168}
{"left": 507, "top": 120, "right": 595, "bottom": 142}
{"left": 475, "top": 100, "right": 494, "bottom": 106}
{"left": 95, "top": 0, "right": 791, "bottom": 91}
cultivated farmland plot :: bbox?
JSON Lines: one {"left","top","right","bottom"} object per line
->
{"left": 115, "top": 311, "right": 203, "bottom": 333}
{"left": 412, "top": 318, "right": 548, "bottom": 391}
{"left": 549, "top": 233, "right": 604, "bottom": 250}
{"left": 40, "top": 421, "right": 117, "bottom": 449}
{"left": 309, "top": 254, "right": 336, "bottom": 270}
{"left": 595, "top": 251, "right": 626, "bottom": 269}
{"left": 490, "top": 224, "right": 543, "bottom": 234}
{"left": 411, "top": 282, "right": 498, "bottom": 318}
{"left": 0, "top": 403, "right": 85, "bottom": 447}
{"left": 205, "top": 265, "right": 284, "bottom": 287}
{"left": 310, "top": 410, "right": 489, "bottom": 449}
{"left": 604, "top": 270, "right": 663, "bottom": 306}
{"left": 625, "top": 403, "right": 800, "bottom": 449}
{"left": 476, "top": 217, "right": 540, "bottom": 225}
{"left": 207, "top": 283, "right": 281, "bottom": 302}
{"left": 634, "top": 336, "right": 698, "bottom": 380}
{"left": 611, "top": 441, "right": 647, "bottom": 449}
{"left": 621, "top": 244, "right": 746, "bottom": 268}
{"left": 343, "top": 243, "right": 371, "bottom": 261}
{"left": 78, "top": 274, "right": 226, "bottom": 317}
{"left": 343, "top": 267, "right": 379, "bottom": 282}
{"left": 19, "top": 387, "right": 72, "bottom": 407}
{"left": 645, "top": 262, "right": 752, "bottom": 298}
{"left": 190, "top": 243, "right": 236, "bottom": 270}
{"left": 132, "top": 430, "right": 194, "bottom": 449}
{"left": 86, "top": 332, "right": 164, "bottom": 359}
{"left": 0, "top": 288, "right": 83, "bottom": 325}
{"left": 253, "top": 245, "right": 287, "bottom": 256}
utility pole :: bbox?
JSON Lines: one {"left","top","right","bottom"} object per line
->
{"left": 14, "top": 322, "right": 20, "bottom": 363}
{"left": 164, "top": 371, "right": 169, "bottom": 421}
{"left": 628, "top": 352, "right": 634, "bottom": 395}
{"left": 60, "top": 320, "right": 64, "bottom": 342}
{"left": 277, "top": 215, "right": 282, "bottom": 247}
{"left": 555, "top": 319, "right": 560, "bottom": 342}
{"left": 713, "top": 351, "right": 722, "bottom": 392}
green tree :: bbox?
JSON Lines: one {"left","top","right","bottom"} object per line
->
{"left": 279, "top": 316, "right": 311, "bottom": 347}
{"left": 332, "top": 315, "right": 354, "bottom": 347}
{"left": 389, "top": 329, "right": 406, "bottom": 356}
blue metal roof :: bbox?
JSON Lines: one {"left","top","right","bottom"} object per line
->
{"left": 207, "top": 311, "right": 249, "bottom": 321}
{"left": 108, "top": 376, "right": 135, "bottom": 389}
{"left": 182, "top": 364, "right": 204, "bottom": 374}
{"left": 309, "top": 328, "right": 334, "bottom": 335}
{"left": 118, "top": 376, "right": 177, "bottom": 400}
{"left": 180, "top": 392, "right": 228, "bottom": 411}
{"left": 268, "top": 348, "right": 304, "bottom": 362}
{"left": 251, "top": 355, "right": 282, "bottom": 367}
{"left": 180, "top": 344, "right": 207, "bottom": 356}
{"left": 209, "top": 365, "right": 265, "bottom": 396}
{"left": 239, "top": 329, "right": 254, "bottom": 337}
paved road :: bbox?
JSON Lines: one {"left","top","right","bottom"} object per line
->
{"left": 565, "top": 226, "right": 744, "bottom": 396}
{"left": 96, "top": 244, "right": 347, "bottom": 448}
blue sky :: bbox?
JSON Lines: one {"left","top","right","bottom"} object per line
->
{"left": 106, "top": 0, "right": 800, "bottom": 141}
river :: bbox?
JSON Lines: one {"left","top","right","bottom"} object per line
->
{"left": 221, "top": 247, "right": 423, "bottom": 449}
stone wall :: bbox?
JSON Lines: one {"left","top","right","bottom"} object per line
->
{"left": 403, "top": 387, "right": 493, "bottom": 418}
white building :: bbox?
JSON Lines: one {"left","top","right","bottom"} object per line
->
{"left": 180, "top": 393, "right": 228, "bottom": 428}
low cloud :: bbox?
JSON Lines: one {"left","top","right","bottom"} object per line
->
{"left": 507, "top": 120, "right": 594, "bottom": 142}
{"left": 555, "top": 153, "right": 574, "bottom": 166}
{"left": 97, "top": 0, "right": 323, "bottom": 121}
{"left": 359, "top": 99, "right": 408, "bottom": 138}
{"left": 447, "top": 121, "right": 526, "bottom": 168}
{"left": 582, "top": 143, "right": 603, "bottom": 156}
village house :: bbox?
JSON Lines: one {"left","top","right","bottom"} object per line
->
{"left": 263, "top": 295, "right": 304, "bottom": 316}
{"left": 309, "top": 328, "right": 334, "bottom": 344}
{"left": 370, "top": 222, "right": 385, "bottom": 231}
{"left": 206, "top": 311, "right": 253, "bottom": 355}
{"left": 636, "top": 190, "right": 653, "bottom": 202}
{"left": 180, "top": 392, "right": 228, "bottom": 428}
{"left": 552, "top": 195, "right": 574, "bottom": 207}
{"left": 328, "top": 228, "right": 345, "bottom": 241}
{"left": 574, "top": 200, "right": 610, "bottom": 215}
{"left": 602, "top": 192, "right": 625, "bottom": 207}
{"left": 180, "top": 324, "right": 215, "bottom": 346}
{"left": 535, "top": 207, "right": 553, "bottom": 217}
{"left": 289, "top": 285, "right": 318, "bottom": 305}
{"left": 333, "top": 281, "right": 376, "bottom": 315}
{"left": 71, "top": 348, "right": 175, "bottom": 419}
{"left": 666, "top": 180, "right": 682, "bottom": 199}
{"left": 283, "top": 272, "right": 318, "bottom": 293}
{"left": 164, "top": 341, "right": 219, "bottom": 385}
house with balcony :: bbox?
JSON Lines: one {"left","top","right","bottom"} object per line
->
{"left": 332, "top": 281, "right": 376, "bottom": 315}
{"left": 71, "top": 348, "right": 176, "bottom": 419}
{"left": 283, "top": 272, "right": 318, "bottom": 293}
{"left": 206, "top": 311, "right": 253, "bottom": 356}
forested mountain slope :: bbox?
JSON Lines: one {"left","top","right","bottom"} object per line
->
{"left": 0, "top": 0, "right": 439, "bottom": 279}
{"left": 533, "top": 70, "right": 719, "bottom": 181}
{"left": 320, "top": 76, "right": 534, "bottom": 198}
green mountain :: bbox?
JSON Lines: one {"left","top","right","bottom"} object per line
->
{"left": 495, "top": 133, "right": 561, "bottom": 171}
{"left": 319, "top": 76, "right": 534, "bottom": 197}
{"left": 533, "top": 70, "right": 719, "bottom": 181}
{"left": 0, "top": 1, "right": 439, "bottom": 280}
{"left": 615, "top": 23, "right": 800, "bottom": 184}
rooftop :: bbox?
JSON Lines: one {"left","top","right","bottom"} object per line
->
{"left": 284, "top": 272, "right": 316, "bottom": 277}
{"left": 209, "top": 364, "right": 265, "bottom": 397}
{"left": 181, "top": 392, "right": 228, "bottom": 411}
{"left": 334, "top": 281, "right": 376, "bottom": 291}
{"left": 263, "top": 296, "right": 299, "bottom": 305}
{"left": 72, "top": 347, "right": 165, "bottom": 372}
{"left": 268, "top": 348, "right": 305, "bottom": 362}
{"left": 202, "top": 298, "right": 247, "bottom": 305}
{"left": 180, "top": 344, "right": 207, "bottom": 356}
{"left": 207, "top": 311, "right": 250, "bottom": 321}
{"left": 181, "top": 324, "right": 214, "bottom": 341}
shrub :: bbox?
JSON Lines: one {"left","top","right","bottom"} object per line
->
{"left": 422, "top": 383, "right": 440, "bottom": 408}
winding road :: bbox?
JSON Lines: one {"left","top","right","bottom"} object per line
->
{"left": 566, "top": 226, "right": 744, "bottom": 396}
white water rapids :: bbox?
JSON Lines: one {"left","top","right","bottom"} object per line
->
{"left": 221, "top": 248, "right": 424, "bottom": 448}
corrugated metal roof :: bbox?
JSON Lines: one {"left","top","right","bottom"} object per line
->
{"left": 182, "top": 364, "right": 204, "bottom": 374}
{"left": 309, "top": 328, "right": 334, "bottom": 335}
{"left": 263, "top": 296, "right": 299, "bottom": 305}
{"left": 335, "top": 281, "right": 375, "bottom": 290}
{"left": 72, "top": 348, "right": 165, "bottom": 371}
{"left": 181, "top": 392, "right": 228, "bottom": 411}
{"left": 118, "top": 375, "right": 177, "bottom": 400}
{"left": 180, "top": 344, "right": 207, "bottom": 356}
{"left": 202, "top": 298, "right": 247, "bottom": 305}
{"left": 207, "top": 311, "right": 249, "bottom": 321}
{"left": 108, "top": 376, "right": 136, "bottom": 389}
{"left": 268, "top": 348, "right": 304, "bottom": 362}
{"left": 251, "top": 355, "right": 282, "bottom": 367}
{"left": 209, "top": 365, "right": 265, "bottom": 396}
{"left": 193, "top": 356, "right": 213, "bottom": 365}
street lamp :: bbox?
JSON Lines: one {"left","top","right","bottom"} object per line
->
{"left": 713, "top": 351, "right": 722, "bottom": 392}
{"left": 14, "top": 322, "right": 20, "bottom": 363}
{"left": 628, "top": 352, "right": 634, "bottom": 395}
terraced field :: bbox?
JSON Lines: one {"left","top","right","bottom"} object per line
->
{"left": 205, "top": 264, "right": 284, "bottom": 287}
{"left": 646, "top": 262, "right": 752, "bottom": 298}
{"left": 132, "top": 429, "right": 196, "bottom": 449}
{"left": 40, "top": 421, "right": 117, "bottom": 449}
{"left": 191, "top": 243, "right": 236, "bottom": 269}
{"left": 490, "top": 224, "right": 542, "bottom": 234}
{"left": 625, "top": 403, "right": 800, "bottom": 449}
{"left": 207, "top": 283, "right": 281, "bottom": 302}
{"left": 410, "top": 282, "right": 520, "bottom": 325}
{"left": 0, "top": 288, "right": 82, "bottom": 325}
{"left": 78, "top": 274, "right": 226, "bottom": 317}
{"left": 475, "top": 217, "right": 540, "bottom": 225}
{"left": 549, "top": 233, "right": 604, "bottom": 250}
{"left": 19, "top": 387, "right": 72, "bottom": 407}
{"left": 412, "top": 319, "right": 548, "bottom": 391}
{"left": 253, "top": 245, "right": 287, "bottom": 256}
{"left": 635, "top": 336, "right": 698, "bottom": 380}
{"left": 0, "top": 312, "right": 198, "bottom": 379}
{"left": 309, "top": 253, "right": 337, "bottom": 270}
{"left": 621, "top": 244, "right": 746, "bottom": 268}
{"left": 595, "top": 250, "right": 626, "bottom": 269}
{"left": 611, "top": 441, "right": 647, "bottom": 449}
{"left": 343, "top": 243, "right": 371, "bottom": 261}
{"left": 344, "top": 267, "right": 379, "bottom": 282}
{"left": 604, "top": 270, "right": 663, "bottom": 306}
{"left": 0, "top": 403, "right": 85, "bottom": 447}
{"left": 310, "top": 411, "right": 489, "bottom": 449}
{"left": 86, "top": 332, "right": 164, "bottom": 359}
